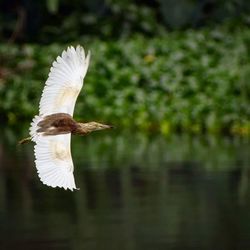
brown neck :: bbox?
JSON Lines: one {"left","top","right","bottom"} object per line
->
{"left": 73, "top": 122, "right": 91, "bottom": 135}
{"left": 72, "top": 121, "right": 112, "bottom": 135}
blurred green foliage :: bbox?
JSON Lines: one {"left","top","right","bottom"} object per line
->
{"left": 0, "top": 24, "right": 249, "bottom": 136}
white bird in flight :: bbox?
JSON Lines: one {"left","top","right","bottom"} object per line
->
{"left": 19, "top": 46, "right": 113, "bottom": 191}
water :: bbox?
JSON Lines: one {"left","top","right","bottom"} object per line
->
{"left": 0, "top": 128, "right": 250, "bottom": 250}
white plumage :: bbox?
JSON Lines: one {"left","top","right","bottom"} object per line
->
{"left": 39, "top": 46, "right": 90, "bottom": 116}
{"left": 30, "top": 45, "right": 90, "bottom": 190}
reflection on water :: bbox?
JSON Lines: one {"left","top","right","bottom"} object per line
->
{"left": 0, "top": 128, "right": 250, "bottom": 250}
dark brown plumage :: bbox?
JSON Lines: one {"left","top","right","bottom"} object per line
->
{"left": 37, "top": 113, "right": 76, "bottom": 135}
{"left": 19, "top": 113, "right": 113, "bottom": 144}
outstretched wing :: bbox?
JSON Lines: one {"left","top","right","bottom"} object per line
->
{"left": 30, "top": 44, "right": 90, "bottom": 190}
{"left": 34, "top": 133, "right": 77, "bottom": 191}
{"left": 39, "top": 45, "right": 90, "bottom": 116}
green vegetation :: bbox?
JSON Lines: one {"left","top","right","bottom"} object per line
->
{"left": 0, "top": 24, "right": 250, "bottom": 136}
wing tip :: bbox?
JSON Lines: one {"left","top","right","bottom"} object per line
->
{"left": 37, "top": 170, "right": 78, "bottom": 191}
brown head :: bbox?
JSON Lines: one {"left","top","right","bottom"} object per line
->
{"left": 76, "top": 121, "right": 113, "bottom": 134}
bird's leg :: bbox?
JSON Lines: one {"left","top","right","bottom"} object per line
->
{"left": 18, "top": 136, "right": 32, "bottom": 145}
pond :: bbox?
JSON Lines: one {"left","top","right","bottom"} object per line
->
{"left": 0, "top": 128, "right": 250, "bottom": 250}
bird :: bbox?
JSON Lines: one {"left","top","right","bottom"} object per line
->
{"left": 19, "top": 45, "right": 113, "bottom": 191}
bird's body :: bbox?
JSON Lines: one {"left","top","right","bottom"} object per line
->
{"left": 32, "top": 112, "right": 112, "bottom": 136}
{"left": 20, "top": 45, "right": 112, "bottom": 191}
{"left": 36, "top": 113, "right": 76, "bottom": 136}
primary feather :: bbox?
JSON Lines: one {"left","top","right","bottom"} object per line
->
{"left": 34, "top": 134, "right": 76, "bottom": 191}
{"left": 30, "top": 45, "right": 90, "bottom": 190}
{"left": 39, "top": 45, "right": 90, "bottom": 116}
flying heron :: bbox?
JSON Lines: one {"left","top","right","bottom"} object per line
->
{"left": 19, "top": 46, "right": 113, "bottom": 191}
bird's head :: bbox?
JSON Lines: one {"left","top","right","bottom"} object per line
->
{"left": 80, "top": 121, "right": 113, "bottom": 133}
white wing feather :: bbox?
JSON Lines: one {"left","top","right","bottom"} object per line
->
{"left": 34, "top": 134, "right": 76, "bottom": 191}
{"left": 39, "top": 45, "right": 90, "bottom": 116}
{"left": 29, "top": 45, "right": 90, "bottom": 190}
{"left": 30, "top": 110, "right": 77, "bottom": 190}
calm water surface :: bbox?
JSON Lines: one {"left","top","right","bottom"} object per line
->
{"left": 0, "top": 129, "right": 250, "bottom": 250}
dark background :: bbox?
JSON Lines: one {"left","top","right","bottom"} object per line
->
{"left": 1, "top": 0, "right": 250, "bottom": 43}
